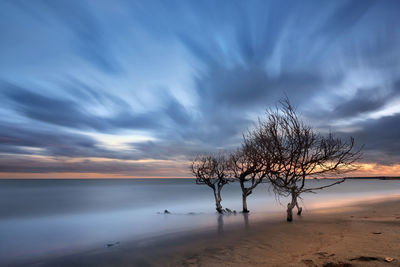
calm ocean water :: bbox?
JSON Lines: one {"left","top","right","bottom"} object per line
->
{"left": 0, "top": 178, "right": 399, "bottom": 265}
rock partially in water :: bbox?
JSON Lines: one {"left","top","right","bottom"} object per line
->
{"left": 106, "top": 241, "right": 120, "bottom": 248}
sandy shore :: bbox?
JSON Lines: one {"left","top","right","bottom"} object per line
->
{"left": 32, "top": 197, "right": 400, "bottom": 267}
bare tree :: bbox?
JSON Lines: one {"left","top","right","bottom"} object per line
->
{"left": 191, "top": 153, "right": 230, "bottom": 214}
{"left": 249, "top": 98, "right": 362, "bottom": 221}
{"left": 228, "top": 140, "right": 267, "bottom": 213}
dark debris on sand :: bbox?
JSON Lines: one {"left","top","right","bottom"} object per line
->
{"left": 323, "top": 262, "right": 353, "bottom": 267}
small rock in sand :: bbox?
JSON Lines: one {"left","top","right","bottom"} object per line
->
{"left": 384, "top": 257, "right": 394, "bottom": 263}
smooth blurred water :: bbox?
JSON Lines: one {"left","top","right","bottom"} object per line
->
{"left": 0, "top": 178, "right": 399, "bottom": 265}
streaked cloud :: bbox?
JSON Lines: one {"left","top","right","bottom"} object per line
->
{"left": 0, "top": 0, "right": 400, "bottom": 177}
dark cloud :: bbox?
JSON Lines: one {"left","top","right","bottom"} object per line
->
{"left": 338, "top": 113, "right": 400, "bottom": 164}
{"left": 333, "top": 88, "right": 387, "bottom": 118}
{"left": 310, "top": 79, "right": 400, "bottom": 121}
{"left": 194, "top": 65, "right": 324, "bottom": 109}
{"left": 0, "top": 81, "right": 191, "bottom": 132}
{"left": 0, "top": 121, "right": 108, "bottom": 158}
{"left": 2, "top": 82, "right": 107, "bottom": 130}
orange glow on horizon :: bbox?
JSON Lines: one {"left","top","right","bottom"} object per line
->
{"left": 0, "top": 161, "right": 399, "bottom": 179}
{"left": 346, "top": 163, "right": 400, "bottom": 177}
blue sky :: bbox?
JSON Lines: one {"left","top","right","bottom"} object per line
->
{"left": 1, "top": 0, "right": 400, "bottom": 178}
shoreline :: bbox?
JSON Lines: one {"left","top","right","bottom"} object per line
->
{"left": 155, "top": 197, "right": 400, "bottom": 267}
{"left": 28, "top": 196, "right": 400, "bottom": 267}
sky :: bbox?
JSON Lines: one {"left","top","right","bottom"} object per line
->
{"left": 0, "top": 0, "right": 400, "bottom": 178}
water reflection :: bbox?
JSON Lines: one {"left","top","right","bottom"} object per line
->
{"left": 243, "top": 212, "right": 249, "bottom": 229}
{"left": 217, "top": 214, "right": 224, "bottom": 235}
{"left": 216, "top": 211, "right": 252, "bottom": 235}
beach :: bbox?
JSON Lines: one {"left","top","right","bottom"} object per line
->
{"left": 158, "top": 198, "right": 400, "bottom": 267}
{"left": 30, "top": 196, "right": 400, "bottom": 267}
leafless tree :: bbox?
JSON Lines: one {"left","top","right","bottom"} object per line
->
{"left": 191, "top": 153, "right": 230, "bottom": 214}
{"left": 228, "top": 140, "right": 267, "bottom": 213}
{"left": 249, "top": 97, "right": 362, "bottom": 221}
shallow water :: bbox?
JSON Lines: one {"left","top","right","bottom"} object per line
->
{"left": 0, "top": 178, "right": 399, "bottom": 265}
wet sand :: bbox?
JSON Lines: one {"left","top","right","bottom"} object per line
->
{"left": 32, "top": 197, "right": 400, "bottom": 267}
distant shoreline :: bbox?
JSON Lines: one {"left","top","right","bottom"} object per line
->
{"left": 344, "top": 176, "right": 400, "bottom": 180}
{"left": 1, "top": 176, "right": 400, "bottom": 180}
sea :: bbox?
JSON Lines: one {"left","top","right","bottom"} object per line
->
{"left": 0, "top": 178, "right": 399, "bottom": 265}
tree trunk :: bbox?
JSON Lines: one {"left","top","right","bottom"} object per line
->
{"left": 287, "top": 192, "right": 297, "bottom": 222}
{"left": 217, "top": 187, "right": 223, "bottom": 212}
{"left": 213, "top": 189, "right": 223, "bottom": 214}
{"left": 296, "top": 201, "right": 303, "bottom": 215}
{"left": 239, "top": 180, "right": 250, "bottom": 213}
{"left": 242, "top": 193, "right": 249, "bottom": 213}
{"left": 287, "top": 203, "right": 293, "bottom": 222}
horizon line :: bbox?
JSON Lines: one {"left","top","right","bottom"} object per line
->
{"left": 1, "top": 176, "right": 399, "bottom": 180}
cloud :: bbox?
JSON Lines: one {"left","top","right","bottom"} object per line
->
{"left": 340, "top": 113, "right": 400, "bottom": 164}
{"left": 313, "top": 0, "right": 377, "bottom": 39}
{"left": 332, "top": 86, "right": 400, "bottom": 119}
{"left": 0, "top": 81, "right": 191, "bottom": 132}
{"left": 0, "top": 154, "right": 187, "bottom": 177}
{"left": 1, "top": 0, "right": 400, "bottom": 176}
{"left": 0, "top": 121, "right": 111, "bottom": 158}
{"left": 43, "top": 1, "right": 123, "bottom": 74}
